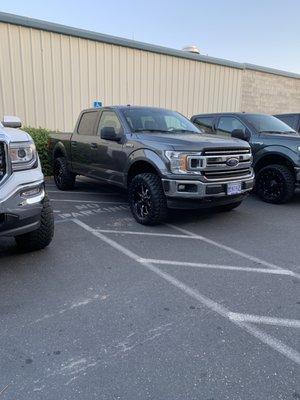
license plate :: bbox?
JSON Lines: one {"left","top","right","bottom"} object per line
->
{"left": 227, "top": 182, "right": 242, "bottom": 195}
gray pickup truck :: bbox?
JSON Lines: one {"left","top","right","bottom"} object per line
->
{"left": 50, "top": 106, "right": 254, "bottom": 225}
{"left": 0, "top": 116, "right": 54, "bottom": 251}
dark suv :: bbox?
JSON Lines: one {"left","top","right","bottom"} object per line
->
{"left": 191, "top": 113, "right": 300, "bottom": 204}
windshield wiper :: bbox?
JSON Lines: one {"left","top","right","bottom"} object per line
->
{"left": 259, "top": 130, "right": 284, "bottom": 134}
{"left": 133, "top": 129, "right": 169, "bottom": 133}
{"left": 259, "top": 130, "right": 296, "bottom": 134}
{"left": 167, "top": 129, "right": 199, "bottom": 133}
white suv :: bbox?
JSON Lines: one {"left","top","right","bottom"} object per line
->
{"left": 0, "top": 116, "right": 54, "bottom": 251}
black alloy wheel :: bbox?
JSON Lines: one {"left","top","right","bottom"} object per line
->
{"left": 256, "top": 164, "right": 295, "bottom": 204}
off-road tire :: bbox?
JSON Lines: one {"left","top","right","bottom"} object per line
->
{"left": 15, "top": 196, "right": 54, "bottom": 252}
{"left": 54, "top": 157, "right": 76, "bottom": 190}
{"left": 256, "top": 164, "right": 295, "bottom": 204}
{"left": 129, "top": 173, "right": 168, "bottom": 225}
{"left": 216, "top": 201, "right": 242, "bottom": 212}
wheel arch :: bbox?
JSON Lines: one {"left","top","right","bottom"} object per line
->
{"left": 126, "top": 149, "right": 167, "bottom": 187}
{"left": 254, "top": 151, "right": 295, "bottom": 178}
{"left": 53, "top": 142, "right": 67, "bottom": 160}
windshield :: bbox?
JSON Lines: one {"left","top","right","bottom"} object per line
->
{"left": 122, "top": 108, "right": 201, "bottom": 133}
{"left": 245, "top": 114, "right": 296, "bottom": 134}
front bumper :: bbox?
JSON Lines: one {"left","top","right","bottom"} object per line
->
{"left": 0, "top": 168, "right": 45, "bottom": 237}
{"left": 162, "top": 175, "right": 254, "bottom": 209}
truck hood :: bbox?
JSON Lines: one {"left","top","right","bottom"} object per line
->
{"left": 136, "top": 132, "right": 249, "bottom": 151}
{"left": 260, "top": 132, "right": 300, "bottom": 144}
{"left": 0, "top": 126, "right": 31, "bottom": 143}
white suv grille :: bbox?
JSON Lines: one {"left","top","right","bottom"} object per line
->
{"left": 0, "top": 142, "right": 7, "bottom": 185}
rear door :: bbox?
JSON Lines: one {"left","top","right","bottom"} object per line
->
{"left": 94, "top": 110, "right": 125, "bottom": 185}
{"left": 70, "top": 110, "right": 100, "bottom": 176}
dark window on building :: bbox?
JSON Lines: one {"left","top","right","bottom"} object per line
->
{"left": 77, "top": 111, "right": 98, "bottom": 135}
{"left": 216, "top": 116, "right": 246, "bottom": 136}
{"left": 275, "top": 115, "right": 298, "bottom": 130}
{"left": 194, "top": 117, "right": 214, "bottom": 133}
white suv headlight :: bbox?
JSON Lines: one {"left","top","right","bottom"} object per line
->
{"left": 165, "top": 151, "right": 204, "bottom": 174}
{"left": 9, "top": 142, "right": 37, "bottom": 171}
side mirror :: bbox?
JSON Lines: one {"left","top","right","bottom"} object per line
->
{"left": 232, "top": 129, "right": 249, "bottom": 142}
{"left": 101, "top": 127, "right": 120, "bottom": 141}
{"left": 2, "top": 115, "right": 22, "bottom": 128}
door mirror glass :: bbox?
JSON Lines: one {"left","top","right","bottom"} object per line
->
{"left": 2, "top": 115, "right": 22, "bottom": 128}
{"left": 101, "top": 127, "right": 120, "bottom": 141}
{"left": 232, "top": 129, "right": 249, "bottom": 141}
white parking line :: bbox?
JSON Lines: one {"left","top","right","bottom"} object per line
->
{"left": 50, "top": 199, "right": 127, "bottom": 205}
{"left": 95, "top": 229, "right": 197, "bottom": 239}
{"left": 168, "top": 224, "right": 300, "bottom": 279}
{"left": 229, "top": 312, "right": 300, "bottom": 328}
{"left": 141, "top": 258, "right": 294, "bottom": 276}
{"left": 73, "top": 218, "right": 300, "bottom": 365}
{"left": 47, "top": 190, "right": 120, "bottom": 196}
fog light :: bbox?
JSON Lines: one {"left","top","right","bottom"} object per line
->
{"left": 178, "top": 184, "right": 186, "bottom": 191}
{"left": 20, "top": 187, "right": 45, "bottom": 205}
{"left": 21, "top": 187, "right": 41, "bottom": 198}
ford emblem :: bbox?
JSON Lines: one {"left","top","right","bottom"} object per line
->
{"left": 226, "top": 157, "right": 239, "bottom": 167}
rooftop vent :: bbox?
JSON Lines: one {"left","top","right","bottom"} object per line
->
{"left": 182, "top": 45, "right": 200, "bottom": 54}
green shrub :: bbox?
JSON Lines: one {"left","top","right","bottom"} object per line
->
{"left": 23, "top": 127, "right": 52, "bottom": 176}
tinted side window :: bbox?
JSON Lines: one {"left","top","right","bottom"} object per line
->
{"left": 216, "top": 116, "right": 246, "bottom": 136}
{"left": 77, "top": 111, "right": 98, "bottom": 135}
{"left": 98, "top": 111, "right": 122, "bottom": 135}
{"left": 276, "top": 115, "right": 298, "bottom": 130}
{"left": 194, "top": 117, "right": 214, "bottom": 133}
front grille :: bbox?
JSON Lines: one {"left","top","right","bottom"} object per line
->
{"left": 202, "top": 147, "right": 252, "bottom": 182}
{"left": 0, "top": 142, "right": 7, "bottom": 185}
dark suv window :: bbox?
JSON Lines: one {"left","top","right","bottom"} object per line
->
{"left": 275, "top": 115, "right": 298, "bottom": 130}
{"left": 216, "top": 116, "right": 246, "bottom": 136}
{"left": 194, "top": 117, "right": 214, "bottom": 133}
{"left": 77, "top": 111, "right": 98, "bottom": 135}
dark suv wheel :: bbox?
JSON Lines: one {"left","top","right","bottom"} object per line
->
{"left": 53, "top": 157, "right": 76, "bottom": 190}
{"left": 128, "top": 173, "right": 167, "bottom": 225}
{"left": 256, "top": 164, "right": 295, "bottom": 204}
{"left": 15, "top": 195, "right": 54, "bottom": 252}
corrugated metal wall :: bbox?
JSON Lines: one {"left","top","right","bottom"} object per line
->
{"left": 0, "top": 22, "right": 242, "bottom": 131}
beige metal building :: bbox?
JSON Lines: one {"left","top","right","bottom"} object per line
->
{"left": 0, "top": 12, "right": 299, "bottom": 131}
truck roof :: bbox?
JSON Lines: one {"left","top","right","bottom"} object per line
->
{"left": 80, "top": 105, "right": 176, "bottom": 113}
{"left": 191, "top": 112, "right": 274, "bottom": 119}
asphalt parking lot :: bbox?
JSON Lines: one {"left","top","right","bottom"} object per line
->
{"left": 0, "top": 177, "right": 299, "bottom": 400}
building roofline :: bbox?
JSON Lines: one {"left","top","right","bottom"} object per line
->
{"left": 0, "top": 11, "right": 299, "bottom": 80}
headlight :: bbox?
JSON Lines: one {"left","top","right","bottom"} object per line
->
{"left": 9, "top": 142, "right": 37, "bottom": 171}
{"left": 165, "top": 151, "right": 204, "bottom": 174}
{"left": 297, "top": 146, "right": 300, "bottom": 152}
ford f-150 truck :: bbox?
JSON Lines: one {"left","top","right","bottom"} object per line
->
{"left": 0, "top": 116, "right": 54, "bottom": 251}
{"left": 49, "top": 106, "right": 254, "bottom": 225}
{"left": 191, "top": 112, "right": 300, "bottom": 204}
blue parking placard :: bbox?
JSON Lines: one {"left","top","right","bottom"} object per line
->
{"left": 93, "top": 101, "right": 102, "bottom": 108}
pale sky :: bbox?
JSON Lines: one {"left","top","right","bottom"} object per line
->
{"left": 1, "top": 0, "right": 300, "bottom": 73}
